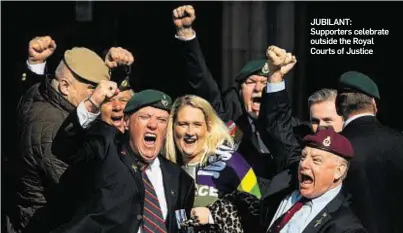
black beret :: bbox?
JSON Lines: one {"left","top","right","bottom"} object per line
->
{"left": 123, "top": 89, "right": 172, "bottom": 115}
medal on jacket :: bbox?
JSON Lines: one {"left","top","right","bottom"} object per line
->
{"left": 227, "top": 121, "right": 243, "bottom": 150}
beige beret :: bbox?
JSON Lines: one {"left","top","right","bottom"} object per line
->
{"left": 63, "top": 47, "right": 110, "bottom": 84}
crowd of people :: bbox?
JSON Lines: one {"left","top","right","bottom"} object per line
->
{"left": 3, "top": 4, "right": 403, "bottom": 233}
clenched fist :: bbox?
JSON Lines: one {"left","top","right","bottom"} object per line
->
{"left": 85, "top": 80, "right": 119, "bottom": 113}
{"left": 266, "top": 45, "right": 297, "bottom": 82}
{"left": 28, "top": 36, "right": 56, "bottom": 64}
{"left": 173, "top": 5, "right": 195, "bottom": 38}
{"left": 104, "top": 47, "right": 134, "bottom": 69}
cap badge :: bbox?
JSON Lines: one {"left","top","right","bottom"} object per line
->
{"left": 121, "top": 79, "right": 128, "bottom": 87}
{"left": 161, "top": 94, "right": 168, "bottom": 107}
{"left": 322, "top": 136, "right": 331, "bottom": 147}
{"left": 261, "top": 62, "right": 269, "bottom": 74}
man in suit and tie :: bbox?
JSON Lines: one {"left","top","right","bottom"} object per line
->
{"left": 51, "top": 88, "right": 195, "bottom": 233}
{"left": 336, "top": 71, "right": 403, "bottom": 233}
{"left": 260, "top": 127, "right": 366, "bottom": 233}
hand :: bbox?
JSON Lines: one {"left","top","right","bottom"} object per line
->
{"left": 104, "top": 47, "right": 135, "bottom": 69}
{"left": 85, "top": 80, "right": 119, "bottom": 113}
{"left": 28, "top": 36, "right": 56, "bottom": 64}
{"left": 190, "top": 207, "right": 211, "bottom": 226}
{"left": 266, "top": 45, "right": 297, "bottom": 82}
{"left": 173, "top": 5, "right": 196, "bottom": 38}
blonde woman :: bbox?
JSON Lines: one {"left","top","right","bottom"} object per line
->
{"left": 165, "top": 95, "right": 261, "bottom": 232}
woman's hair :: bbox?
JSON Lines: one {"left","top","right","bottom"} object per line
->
{"left": 165, "top": 95, "right": 234, "bottom": 164}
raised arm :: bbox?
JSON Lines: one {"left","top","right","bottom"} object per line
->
{"left": 173, "top": 5, "right": 234, "bottom": 122}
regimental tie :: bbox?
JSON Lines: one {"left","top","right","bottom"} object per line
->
{"left": 138, "top": 162, "right": 168, "bottom": 233}
{"left": 267, "top": 197, "right": 309, "bottom": 233}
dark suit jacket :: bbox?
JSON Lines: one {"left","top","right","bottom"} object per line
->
{"left": 341, "top": 116, "right": 403, "bottom": 233}
{"left": 48, "top": 116, "right": 195, "bottom": 233}
{"left": 176, "top": 38, "right": 310, "bottom": 181}
{"left": 260, "top": 177, "right": 366, "bottom": 233}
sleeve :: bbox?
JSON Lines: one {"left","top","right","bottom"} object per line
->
{"left": 176, "top": 37, "right": 236, "bottom": 122}
{"left": 76, "top": 100, "right": 100, "bottom": 129}
{"left": 208, "top": 190, "right": 263, "bottom": 233}
{"left": 257, "top": 87, "right": 302, "bottom": 172}
{"left": 52, "top": 112, "right": 118, "bottom": 165}
{"left": 27, "top": 61, "right": 46, "bottom": 75}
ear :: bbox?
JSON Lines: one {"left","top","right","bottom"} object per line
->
{"left": 372, "top": 98, "right": 378, "bottom": 114}
{"left": 334, "top": 160, "right": 347, "bottom": 181}
{"left": 58, "top": 77, "right": 71, "bottom": 97}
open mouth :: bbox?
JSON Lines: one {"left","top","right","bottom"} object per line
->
{"left": 143, "top": 133, "right": 157, "bottom": 146}
{"left": 184, "top": 135, "right": 196, "bottom": 145}
{"left": 252, "top": 96, "right": 262, "bottom": 104}
{"left": 111, "top": 116, "right": 123, "bottom": 127}
{"left": 300, "top": 173, "right": 314, "bottom": 185}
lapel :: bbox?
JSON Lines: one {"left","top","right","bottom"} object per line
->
{"left": 118, "top": 143, "right": 145, "bottom": 199}
{"left": 159, "top": 156, "right": 179, "bottom": 229}
{"left": 237, "top": 114, "right": 260, "bottom": 150}
{"left": 302, "top": 191, "right": 345, "bottom": 233}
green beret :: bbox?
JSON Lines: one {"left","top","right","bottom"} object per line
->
{"left": 338, "top": 71, "right": 380, "bottom": 99}
{"left": 63, "top": 47, "right": 110, "bottom": 84}
{"left": 123, "top": 89, "right": 172, "bottom": 115}
{"left": 235, "top": 59, "right": 269, "bottom": 84}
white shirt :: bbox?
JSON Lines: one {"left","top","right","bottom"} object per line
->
{"left": 269, "top": 184, "right": 342, "bottom": 233}
{"left": 343, "top": 113, "right": 375, "bottom": 129}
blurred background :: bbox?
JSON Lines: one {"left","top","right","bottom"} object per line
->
{"left": 2, "top": 1, "right": 402, "bottom": 146}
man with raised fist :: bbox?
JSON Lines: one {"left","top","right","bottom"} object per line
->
{"left": 6, "top": 35, "right": 134, "bottom": 233}
{"left": 172, "top": 5, "right": 309, "bottom": 184}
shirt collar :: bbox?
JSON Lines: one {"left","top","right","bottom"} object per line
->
{"left": 147, "top": 157, "right": 160, "bottom": 170}
{"left": 302, "top": 184, "right": 342, "bottom": 213}
{"left": 343, "top": 113, "right": 375, "bottom": 128}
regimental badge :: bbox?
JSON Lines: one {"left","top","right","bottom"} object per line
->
{"left": 261, "top": 62, "right": 269, "bottom": 74}
{"left": 121, "top": 79, "right": 128, "bottom": 87}
{"left": 314, "top": 212, "right": 327, "bottom": 227}
{"left": 161, "top": 94, "right": 169, "bottom": 107}
{"left": 131, "top": 163, "right": 138, "bottom": 172}
{"left": 322, "top": 136, "right": 331, "bottom": 147}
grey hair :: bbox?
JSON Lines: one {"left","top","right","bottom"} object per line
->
{"left": 308, "top": 89, "right": 338, "bottom": 108}
{"left": 338, "top": 157, "right": 350, "bottom": 181}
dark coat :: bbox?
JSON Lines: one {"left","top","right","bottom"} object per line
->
{"left": 176, "top": 38, "right": 310, "bottom": 181}
{"left": 48, "top": 117, "right": 195, "bottom": 233}
{"left": 7, "top": 77, "right": 73, "bottom": 232}
{"left": 341, "top": 116, "right": 403, "bottom": 233}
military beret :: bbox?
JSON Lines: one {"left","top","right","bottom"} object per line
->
{"left": 123, "top": 89, "right": 172, "bottom": 115}
{"left": 338, "top": 71, "right": 380, "bottom": 99}
{"left": 63, "top": 47, "right": 110, "bottom": 84}
{"left": 234, "top": 59, "right": 269, "bottom": 84}
{"left": 302, "top": 127, "right": 354, "bottom": 159}
{"left": 118, "top": 76, "right": 132, "bottom": 92}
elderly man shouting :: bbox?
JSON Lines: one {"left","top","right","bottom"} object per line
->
{"left": 50, "top": 89, "right": 195, "bottom": 233}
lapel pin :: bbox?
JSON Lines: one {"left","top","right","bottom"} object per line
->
{"left": 314, "top": 212, "right": 327, "bottom": 228}
{"left": 131, "top": 163, "right": 138, "bottom": 172}
{"left": 171, "top": 190, "right": 175, "bottom": 196}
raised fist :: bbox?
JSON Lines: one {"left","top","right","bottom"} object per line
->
{"left": 266, "top": 45, "right": 297, "bottom": 77}
{"left": 173, "top": 5, "right": 196, "bottom": 29}
{"left": 105, "top": 47, "right": 135, "bottom": 69}
{"left": 91, "top": 80, "right": 119, "bottom": 107}
{"left": 28, "top": 36, "right": 56, "bottom": 64}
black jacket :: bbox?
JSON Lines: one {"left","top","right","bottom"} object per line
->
{"left": 49, "top": 117, "right": 195, "bottom": 233}
{"left": 341, "top": 116, "right": 403, "bottom": 233}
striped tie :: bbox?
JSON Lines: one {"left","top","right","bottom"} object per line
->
{"left": 139, "top": 163, "right": 168, "bottom": 233}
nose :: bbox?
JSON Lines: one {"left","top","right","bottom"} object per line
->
{"left": 254, "top": 81, "right": 265, "bottom": 92}
{"left": 299, "top": 157, "right": 310, "bottom": 170}
{"left": 112, "top": 100, "right": 123, "bottom": 112}
{"left": 147, "top": 116, "right": 158, "bottom": 130}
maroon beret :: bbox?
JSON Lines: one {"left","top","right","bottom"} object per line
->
{"left": 302, "top": 127, "right": 354, "bottom": 159}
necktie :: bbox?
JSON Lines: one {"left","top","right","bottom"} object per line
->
{"left": 138, "top": 162, "right": 168, "bottom": 233}
{"left": 267, "top": 197, "right": 309, "bottom": 233}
